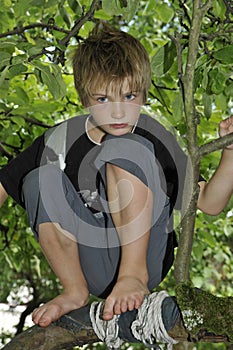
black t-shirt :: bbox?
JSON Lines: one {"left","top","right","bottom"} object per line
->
{"left": 0, "top": 113, "right": 204, "bottom": 210}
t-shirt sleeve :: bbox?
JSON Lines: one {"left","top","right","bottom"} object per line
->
{"left": 0, "top": 135, "right": 45, "bottom": 205}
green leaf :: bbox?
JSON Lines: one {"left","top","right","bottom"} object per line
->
{"left": 213, "top": 44, "right": 233, "bottom": 64}
{"left": 68, "top": 0, "right": 82, "bottom": 15}
{"left": 172, "top": 91, "right": 184, "bottom": 121}
{"left": 156, "top": 3, "right": 174, "bottom": 23}
{"left": 200, "top": 230, "right": 216, "bottom": 248}
{"left": 0, "top": 41, "right": 16, "bottom": 54}
{"left": 102, "top": 0, "right": 139, "bottom": 19}
{"left": 212, "top": 0, "right": 226, "bottom": 21}
{"left": 59, "top": 4, "right": 71, "bottom": 28}
{"left": 193, "top": 242, "right": 204, "bottom": 261}
{"left": 8, "top": 63, "right": 28, "bottom": 78}
{"left": 15, "top": 86, "right": 30, "bottom": 104}
{"left": 0, "top": 52, "right": 11, "bottom": 70}
{"left": 142, "top": 0, "right": 157, "bottom": 15}
{"left": 40, "top": 70, "right": 59, "bottom": 98}
{"left": 151, "top": 47, "right": 164, "bottom": 77}
{"left": 151, "top": 42, "right": 176, "bottom": 77}
{"left": 51, "top": 64, "right": 67, "bottom": 98}
{"left": 164, "top": 41, "right": 176, "bottom": 74}
{"left": 94, "top": 9, "right": 112, "bottom": 20}
{"left": 0, "top": 65, "right": 10, "bottom": 87}
{"left": 203, "top": 93, "right": 212, "bottom": 120}
{"left": 102, "top": 0, "right": 122, "bottom": 15}
{"left": 225, "top": 82, "right": 233, "bottom": 97}
{"left": 215, "top": 93, "right": 227, "bottom": 111}
{"left": 32, "top": 61, "right": 66, "bottom": 99}
{"left": 207, "top": 68, "right": 226, "bottom": 95}
{"left": 24, "top": 31, "right": 36, "bottom": 45}
{"left": 121, "top": 0, "right": 140, "bottom": 20}
{"left": 14, "top": 0, "right": 32, "bottom": 17}
{"left": 11, "top": 116, "right": 26, "bottom": 127}
{"left": 11, "top": 54, "right": 27, "bottom": 65}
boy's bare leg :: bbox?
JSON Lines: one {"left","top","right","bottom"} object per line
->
{"left": 103, "top": 163, "right": 153, "bottom": 320}
{"left": 32, "top": 222, "right": 89, "bottom": 327}
{"left": 0, "top": 182, "right": 8, "bottom": 207}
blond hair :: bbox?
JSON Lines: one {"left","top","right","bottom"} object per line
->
{"left": 72, "top": 23, "right": 151, "bottom": 106}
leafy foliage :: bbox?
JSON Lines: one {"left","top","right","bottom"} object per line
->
{"left": 0, "top": 0, "right": 233, "bottom": 349}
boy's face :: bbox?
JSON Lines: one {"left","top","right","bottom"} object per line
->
{"left": 86, "top": 78, "right": 144, "bottom": 138}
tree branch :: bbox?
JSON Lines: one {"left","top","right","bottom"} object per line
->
{"left": 0, "top": 23, "right": 69, "bottom": 39}
{"left": 3, "top": 293, "right": 233, "bottom": 350}
{"left": 54, "top": 0, "right": 100, "bottom": 64}
{"left": 0, "top": 0, "right": 100, "bottom": 65}
{"left": 199, "top": 133, "right": 233, "bottom": 157}
{"left": 59, "top": 0, "right": 100, "bottom": 47}
{"left": 0, "top": 114, "right": 52, "bottom": 128}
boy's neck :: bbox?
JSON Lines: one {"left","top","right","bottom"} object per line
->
{"left": 86, "top": 116, "right": 105, "bottom": 145}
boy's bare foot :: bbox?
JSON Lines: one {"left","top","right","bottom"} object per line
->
{"left": 102, "top": 276, "right": 149, "bottom": 321}
{"left": 32, "top": 291, "right": 89, "bottom": 327}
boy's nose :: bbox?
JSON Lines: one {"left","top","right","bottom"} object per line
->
{"left": 111, "top": 102, "right": 125, "bottom": 119}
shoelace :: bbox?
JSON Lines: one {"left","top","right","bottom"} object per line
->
{"left": 90, "top": 291, "right": 178, "bottom": 350}
{"left": 131, "top": 291, "right": 178, "bottom": 350}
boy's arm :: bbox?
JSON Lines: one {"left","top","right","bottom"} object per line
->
{"left": 197, "top": 116, "right": 233, "bottom": 215}
{"left": 0, "top": 183, "right": 8, "bottom": 207}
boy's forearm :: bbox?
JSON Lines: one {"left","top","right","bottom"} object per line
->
{"left": 198, "top": 149, "right": 233, "bottom": 215}
{"left": 0, "top": 182, "right": 8, "bottom": 207}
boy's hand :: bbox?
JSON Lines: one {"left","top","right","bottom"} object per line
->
{"left": 102, "top": 276, "right": 149, "bottom": 321}
{"left": 219, "top": 115, "right": 233, "bottom": 150}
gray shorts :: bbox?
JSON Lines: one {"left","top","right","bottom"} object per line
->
{"left": 22, "top": 133, "right": 172, "bottom": 297}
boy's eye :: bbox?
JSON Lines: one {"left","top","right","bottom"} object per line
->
{"left": 124, "top": 94, "right": 136, "bottom": 101}
{"left": 97, "top": 96, "right": 108, "bottom": 103}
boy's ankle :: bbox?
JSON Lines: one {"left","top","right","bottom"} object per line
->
{"left": 62, "top": 288, "right": 90, "bottom": 306}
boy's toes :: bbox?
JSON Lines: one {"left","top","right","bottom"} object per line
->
{"left": 32, "top": 304, "right": 63, "bottom": 327}
{"left": 102, "top": 299, "right": 115, "bottom": 320}
{"left": 38, "top": 315, "right": 53, "bottom": 327}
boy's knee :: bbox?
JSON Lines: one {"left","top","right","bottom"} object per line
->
{"left": 96, "top": 134, "right": 160, "bottom": 190}
{"left": 104, "top": 133, "right": 153, "bottom": 152}
{"left": 22, "top": 168, "right": 40, "bottom": 198}
{"left": 22, "top": 165, "right": 63, "bottom": 201}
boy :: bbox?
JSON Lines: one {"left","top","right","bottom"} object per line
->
{"left": 0, "top": 23, "right": 232, "bottom": 329}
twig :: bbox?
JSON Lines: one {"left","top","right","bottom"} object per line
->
{"left": 151, "top": 80, "right": 173, "bottom": 115}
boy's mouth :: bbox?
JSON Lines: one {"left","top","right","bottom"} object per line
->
{"left": 110, "top": 123, "right": 129, "bottom": 129}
